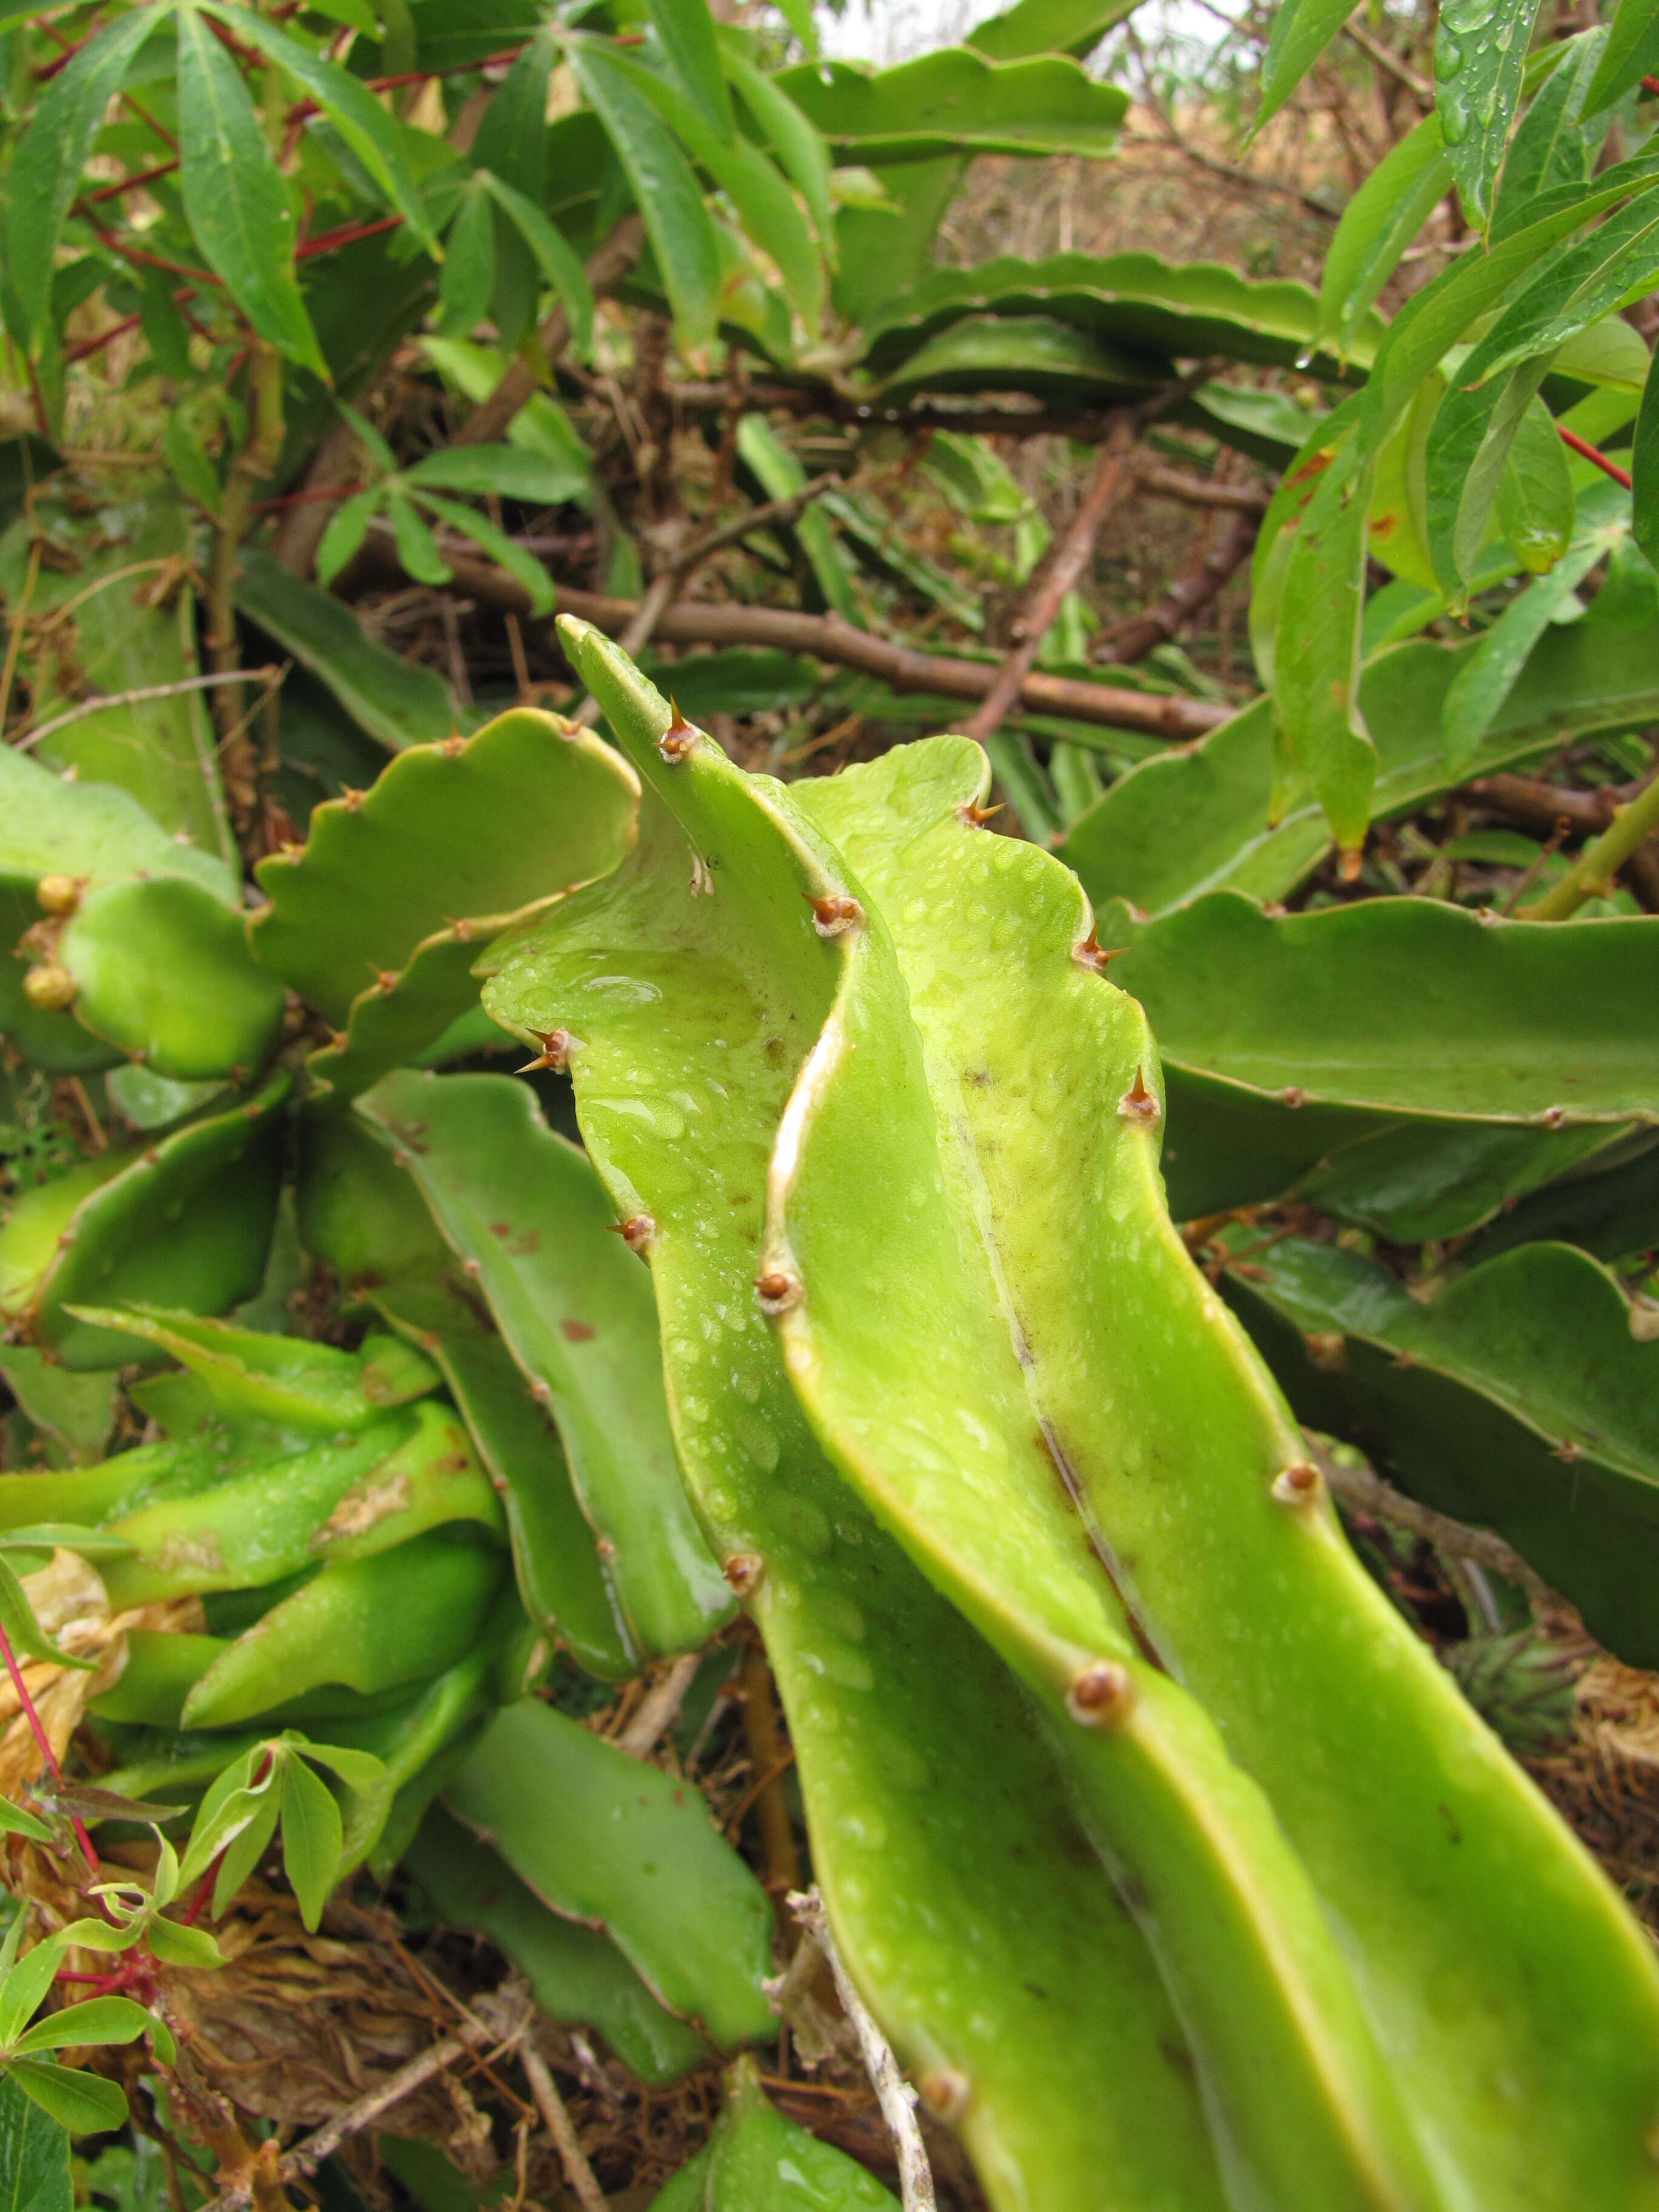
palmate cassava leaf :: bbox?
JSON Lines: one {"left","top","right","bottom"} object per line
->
{"left": 1221, "top": 1238, "right": 1659, "bottom": 1667}
{"left": 1494, "top": 33, "right": 1610, "bottom": 227}
{"left": 1434, "top": 0, "right": 1543, "bottom": 232}
{"left": 1316, "top": 112, "right": 1452, "bottom": 357}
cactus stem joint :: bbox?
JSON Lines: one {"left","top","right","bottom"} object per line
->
{"left": 659, "top": 700, "right": 699, "bottom": 762}
{"left": 517, "top": 1028, "right": 578, "bottom": 1074}
{"left": 723, "top": 1552, "right": 765, "bottom": 1597}
{"left": 1074, "top": 927, "right": 1127, "bottom": 974}
{"left": 1118, "top": 1068, "right": 1160, "bottom": 1125}
{"left": 1272, "top": 1461, "right": 1322, "bottom": 1507}
{"left": 807, "top": 893, "right": 865, "bottom": 939}
{"left": 755, "top": 1270, "right": 803, "bottom": 1315}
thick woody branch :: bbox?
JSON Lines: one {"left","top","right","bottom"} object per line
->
{"left": 1101, "top": 506, "right": 1256, "bottom": 664}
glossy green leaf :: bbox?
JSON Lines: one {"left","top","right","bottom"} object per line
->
{"left": 1317, "top": 113, "right": 1451, "bottom": 357}
{"left": 1258, "top": 0, "right": 1353, "bottom": 126}
{"left": 1285, "top": 1117, "right": 1634, "bottom": 1244}
{"left": 1223, "top": 1239, "right": 1659, "bottom": 1666}
{"left": 292, "top": 1106, "right": 453, "bottom": 1287}
{"left": 1634, "top": 356, "right": 1659, "bottom": 568}
{"left": 355, "top": 1072, "right": 730, "bottom": 1658}
{"left": 0, "top": 1800, "right": 53, "bottom": 1845}
{"left": 403, "top": 445, "right": 589, "bottom": 505}
{"left": 409, "top": 489, "right": 554, "bottom": 616}
{"left": 236, "top": 548, "right": 464, "bottom": 752}
{"left": 0, "top": 1073, "right": 288, "bottom": 1370}
{"left": 1436, "top": 0, "right": 1541, "bottom": 232}
{"left": 722, "top": 42, "right": 834, "bottom": 260}
{"left": 1497, "top": 34, "right": 1610, "bottom": 223}
{"left": 6, "top": 2060, "right": 126, "bottom": 2137}
{"left": 0, "top": 1555, "right": 91, "bottom": 1670}
{"left": 175, "top": 7, "right": 325, "bottom": 375}
{"left": 444, "top": 1700, "right": 771, "bottom": 2049}
{"left": 645, "top": 0, "right": 734, "bottom": 141}
{"left": 1271, "top": 432, "right": 1377, "bottom": 849}
{"left": 480, "top": 631, "right": 1235, "bottom": 2212}
{"left": 0, "top": 2073, "right": 69, "bottom": 2212}
{"left": 785, "top": 734, "right": 1659, "bottom": 2212}
{"left": 387, "top": 492, "right": 451, "bottom": 587}
{"left": 1058, "top": 614, "right": 1659, "bottom": 914}
{"left": 774, "top": 49, "right": 1127, "bottom": 159}
{"left": 280, "top": 1754, "right": 344, "bottom": 1929}
{"left": 181, "top": 1532, "right": 506, "bottom": 1729}
{"left": 1441, "top": 529, "right": 1612, "bottom": 766}
{"left": 370, "top": 1279, "right": 635, "bottom": 1680}
{"left": 11, "top": 1997, "right": 148, "bottom": 2058}
{"left": 406, "top": 1806, "right": 708, "bottom": 2082}
{"left": 569, "top": 41, "right": 721, "bottom": 347}
{"left": 4, "top": 8, "right": 159, "bottom": 349}
{"left": 252, "top": 703, "right": 635, "bottom": 1025}
{"left": 868, "top": 250, "right": 1380, "bottom": 385}
{"left": 439, "top": 179, "right": 496, "bottom": 337}
{"left": 1494, "top": 394, "right": 1577, "bottom": 573}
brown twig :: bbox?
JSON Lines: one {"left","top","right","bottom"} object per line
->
{"left": 520, "top": 2043, "right": 610, "bottom": 2212}
{"left": 357, "top": 538, "right": 1232, "bottom": 737}
{"left": 739, "top": 1643, "right": 800, "bottom": 1894}
{"left": 962, "top": 415, "right": 1138, "bottom": 743}
{"left": 11, "top": 668, "right": 283, "bottom": 754}
{"left": 455, "top": 215, "right": 646, "bottom": 449}
{"left": 1100, "top": 506, "right": 1256, "bottom": 664}
{"left": 1134, "top": 462, "right": 1271, "bottom": 514}
{"left": 616, "top": 1651, "right": 702, "bottom": 1758}
{"left": 1341, "top": 19, "right": 1433, "bottom": 107}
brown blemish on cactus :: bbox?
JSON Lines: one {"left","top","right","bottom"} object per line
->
{"left": 1065, "top": 1660, "right": 1136, "bottom": 1728}
{"left": 529, "top": 1378, "right": 552, "bottom": 1406}
{"left": 1039, "top": 1420, "right": 1168, "bottom": 1673}
{"left": 560, "top": 1319, "right": 595, "bottom": 1342}
{"left": 22, "top": 964, "right": 76, "bottom": 1012}
{"left": 806, "top": 893, "right": 863, "bottom": 939}
{"left": 1118, "top": 1068, "right": 1160, "bottom": 1125}
{"left": 659, "top": 700, "right": 697, "bottom": 762}
{"left": 1272, "top": 1461, "right": 1322, "bottom": 1506}
{"left": 440, "top": 733, "right": 467, "bottom": 757}
{"left": 723, "top": 1551, "right": 764, "bottom": 1596}
{"left": 755, "top": 1270, "right": 803, "bottom": 1315}
{"left": 35, "top": 874, "right": 84, "bottom": 916}
{"left": 340, "top": 788, "right": 364, "bottom": 811}
{"left": 158, "top": 1533, "right": 225, "bottom": 1577}
{"left": 1281, "top": 1085, "right": 1305, "bottom": 1108}
{"left": 1074, "top": 927, "right": 1127, "bottom": 974}
{"left": 517, "top": 1028, "right": 577, "bottom": 1074}
{"left": 316, "top": 1473, "right": 411, "bottom": 1544}
{"left": 919, "top": 2068, "right": 970, "bottom": 2122}
{"left": 461, "top": 1258, "right": 482, "bottom": 1280}
{"left": 374, "top": 970, "right": 399, "bottom": 993}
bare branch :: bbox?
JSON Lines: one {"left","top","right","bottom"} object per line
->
{"left": 12, "top": 667, "right": 283, "bottom": 754}
{"left": 455, "top": 216, "right": 646, "bottom": 449}
{"left": 521, "top": 2041, "right": 611, "bottom": 2212}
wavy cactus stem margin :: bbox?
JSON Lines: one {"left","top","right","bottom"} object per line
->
{"left": 480, "top": 617, "right": 1659, "bottom": 2212}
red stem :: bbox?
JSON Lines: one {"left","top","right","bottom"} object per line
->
{"left": 64, "top": 312, "right": 141, "bottom": 366}
{"left": 0, "top": 1619, "right": 98, "bottom": 1882}
{"left": 253, "top": 480, "right": 366, "bottom": 511}
{"left": 1558, "top": 424, "right": 1635, "bottom": 491}
{"left": 1644, "top": 75, "right": 1659, "bottom": 94}
{"left": 84, "top": 158, "right": 181, "bottom": 205}
{"left": 295, "top": 213, "right": 403, "bottom": 259}
{"left": 92, "top": 226, "right": 223, "bottom": 288}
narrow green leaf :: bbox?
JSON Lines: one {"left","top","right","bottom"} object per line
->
{"left": 1436, "top": 0, "right": 1543, "bottom": 232}
{"left": 1440, "top": 531, "right": 1613, "bottom": 766}
{"left": 476, "top": 173, "right": 594, "bottom": 360}
{"left": 404, "top": 445, "right": 584, "bottom": 503}
{"left": 315, "top": 488, "right": 384, "bottom": 590}
{"left": 736, "top": 414, "right": 860, "bottom": 621}
{"left": 0, "top": 1938, "right": 64, "bottom": 2048}
{"left": 5, "top": 9, "right": 159, "bottom": 350}
{"left": 7, "top": 2060, "right": 126, "bottom": 2137}
{"left": 567, "top": 41, "right": 724, "bottom": 346}
{"left": 1317, "top": 112, "right": 1451, "bottom": 354}
{"left": 1495, "top": 32, "right": 1609, "bottom": 227}
{"left": 163, "top": 415, "right": 222, "bottom": 520}
{"left": 279, "top": 1757, "right": 343, "bottom": 1931}
{"left": 211, "top": 1790, "right": 283, "bottom": 1919}
{"left": 644, "top": 0, "right": 734, "bottom": 141}
{"left": 1586, "top": 0, "right": 1659, "bottom": 113}
{"left": 0, "top": 2072, "right": 69, "bottom": 2212}
{"left": 11, "top": 1998, "right": 149, "bottom": 2058}
{"left": 201, "top": 4, "right": 440, "bottom": 253}
{"left": 1427, "top": 358, "right": 1554, "bottom": 597}
{"left": 722, "top": 43, "right": 835, "bottom": 260}
{"left": 1495, "top": 394, "right": 1577, "bottom": 573}
{"left": 439, "top": 180, "right": 496, "bottom": 338}
{"left": 387, "top": 492, "right": 452, "bottom": 586}
{"left": 142, "top": 1917, "right": 225, "bottom": 1971}
{"left": 0, "top": 1558, "right": 90, "bottom": 1672}
{"left": 471, "top": 30, "right": 556, "bottom": 196}
{"left": 1258, "top": 0, "right": 1352, "bottom": 129}
{"left": 1470, "top": 187, "right": 1659, "bottom": 392}
{"left": 175, "top": 7, "right": 326, "bottom": 375}
{"left": 1270, "top": 434, "right": 1378, "bottom": 848}
{"left": 0, "top": 1801, "right": 52, "bottom": 1845}
{"left": 412, "top": 492, "right": 553, "bottom": 615}
{"left": 294, "top": 1741, "right": 387, "bottom": 1795}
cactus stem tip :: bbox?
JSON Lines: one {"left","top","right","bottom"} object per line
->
{"left": 1065, "top": 1660, "right": 1136, "bottom": 1729}
{"left": 1118, "top": 1068, "right": 1160, "bottom": 1125}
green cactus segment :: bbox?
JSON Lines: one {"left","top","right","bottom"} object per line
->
{"left": 480, "top": 620, "right": 1233, "bottom": 2212}
{"left": 0, "top": 1349, "right": 116, "bottom": 1466}
{"left": 652, "top": 2057, "right": 897, "bottom": 2210}
{"left": 1, "top": 742, "right": 233, "bottom": 1073}
{"left": 406, "top": 1806, "right": 708, "bottom": 2085}
{"left": 796, "top": 739, "right": 1659, "bottom": 2212}
{"left": 251, "top": 707, "right": 638, "bottom": 1025}
{"left": 372, "top": 1278, "right": 635, "bottom": 1681}
{"left": 0, "top": 1444, "right": 192, "bottom": 1534}
{"left": 64, "top": 1303, "right": 441, "bottom": 1437}
{"left": 10, "top": 494, "right": 233, "bottom": 863}
{"left": 90, "top": 1628, "right": 431, "bottom": 1730}
{"left": 0, "top": 1072, "right": 289, "bottom": 1368}
{"left": 1222, "top": 1236, "right": 1659, "bottom": 1666}
{"left": 181, "top": 1530, "right": 508, "bottom": 1729}
{"left": 357, "top": 1071, "right": 731, "bottom": 1660}
{"left": 304, "top": 910, "right": 531, "bottom": 1104}
{"left": 654, "top": 760, "right": 1427, "bottom": 2211}
{"left": 293, "top": 1107, "right": 454, "bottom": 1287}
{"left": 1099, "top": 890, "right": 1659, "bottom": 1125}
{"left": 444, "top": 1699, "right": 774, "bottom": 2050}
{"left": 53, "top": 877, "right": 284, "bottom": 1081}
